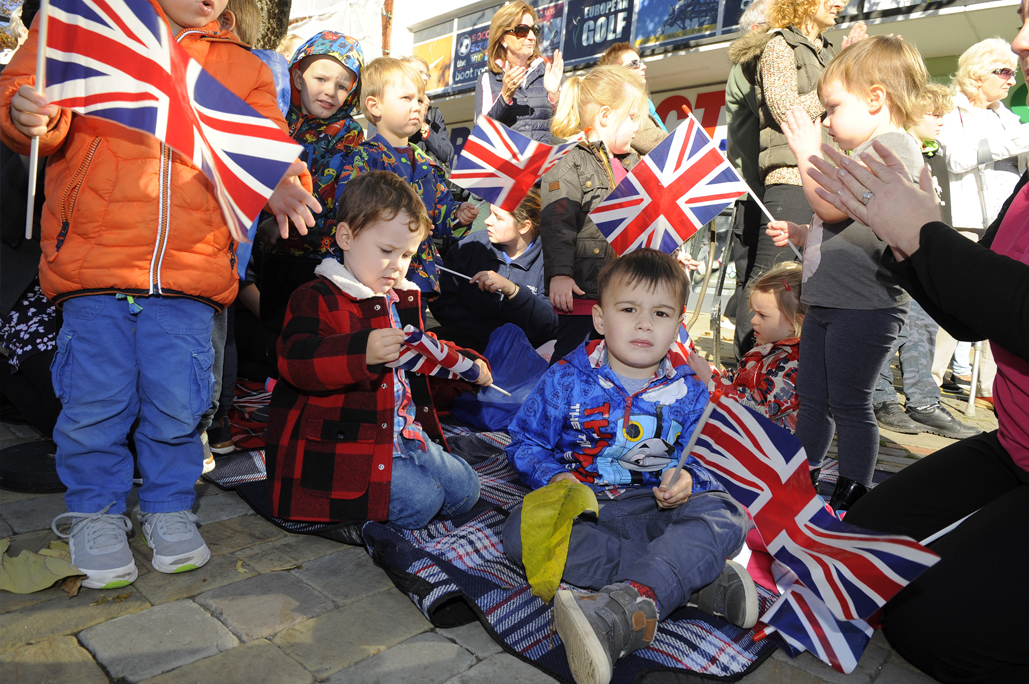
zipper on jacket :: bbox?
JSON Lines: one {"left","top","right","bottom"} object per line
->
{"left": 149, "top": 143, "right": 173, "bottom": 295}
{"left": 55, "top": 137, "right": 101, "bottom": 252}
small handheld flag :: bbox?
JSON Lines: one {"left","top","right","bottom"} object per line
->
{"left": 387, "top": 326, "right": 511, "bottom": 396}
{"left": 451, "top": 116, "right": 584, "bottom": 213}
{"left": 590, "top": 110, "right": 748, "bottom": 255}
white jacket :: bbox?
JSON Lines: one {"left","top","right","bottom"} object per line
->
{"left": 938, "top": 93, "right": 1029, "bottom": 229}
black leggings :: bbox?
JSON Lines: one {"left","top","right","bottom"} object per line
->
{"left": 846, "top": 431, "right": 1029, "bottom": 684}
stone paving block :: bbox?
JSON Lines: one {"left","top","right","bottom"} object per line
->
{"left": 0, "top": 580, "right": 67, "bottom": 614}
{"left": 273, "top": 588, "right": 431, "bottom": 678}
{"left": 200, "top": 515, "right": 286, "bottom": 557}
{"left": 438, "top": 620, "right": 504, "bottom": 658}
{"left": 0, "top": 635, "right": 108, "bottom": 684}
{"left": 2, "top": 494, "right": 68, "bottom": 534}
{"left": 0, "top": 489, "right": 49, "bottom": 504}
{"left": 232, "top": 532, "right": 343, "bottom": 573}
{"left": 139, "top": 639, "right": 313, "bottom": 684}
{"left": 1, "top": 517, "right": 13, "bottom": 537}
{"left": 768, "top": 631, "right": 890, "bottom": 684}
{"left": 78, "top": 599, "right": 238, "bottom": 683}
{"left": 291, "top": 547, "right": 393, "bottom": 605}
{"left": 132, "top": 551, "right": 258, "bottom": 605}
{"left": 192, "top": 490, "right": 254, "bottom": 525}
{"left": 195, "top": 571, "right": 334, "bottom": 641}
{"left": 1, "top": 587, "right": 151, "bottom": 652}
{"left": 442, "top": 653, "right": 562, "bottom": 684}
{"left": 324, "top": 632, "right": 476, "bottom": 684}
{"left": 875, "top": 662, "right": 940, "bottom": 684}
{"left": 741, "top": 654, "right": 843, "bottom": 683}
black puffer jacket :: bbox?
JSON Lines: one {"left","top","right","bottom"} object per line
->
{"left": 540, "top": 140, "right": 638, "bottom": 300}
{"left": 474, "top": 60, "right": 555, "bottom": 143}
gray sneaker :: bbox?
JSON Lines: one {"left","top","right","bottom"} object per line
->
{"left": 139, "top": 510, "right": 210, "bottom": 574}
{"left": 52, "top": 504, "right": 137, "bottom": 590}
{"left": 553, "top": 583, "right": 658, "bottom": 684}
{"left": 690, "top": 560, "right": 759, "bottom": 629}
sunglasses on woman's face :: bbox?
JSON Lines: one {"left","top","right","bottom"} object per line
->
{"left": 505, "top": 24, "right": 541, "bottom": 39}
{"left": 624, "top": 59, "right": 645, "bottom": 70}
{"left": 992, "top": 68, "right": 1016, "bottom": 80}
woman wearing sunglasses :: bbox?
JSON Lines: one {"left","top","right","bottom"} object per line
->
{"left": 474, "top": 1, "right": 564, "bottom": 143}
{"left": 933, "top": 38, "right": 1028, "bottom": 406}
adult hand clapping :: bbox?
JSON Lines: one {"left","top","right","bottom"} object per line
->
{"left": 807, "top": 140, "right": 942, "bottom": 260}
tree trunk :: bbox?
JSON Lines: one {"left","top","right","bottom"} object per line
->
{"left": 255, "top": 0, "right": 292, "bottom": 51}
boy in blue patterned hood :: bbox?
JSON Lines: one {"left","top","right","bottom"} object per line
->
{"left": 504, "top": 249, "right": 758, "bottom": 684}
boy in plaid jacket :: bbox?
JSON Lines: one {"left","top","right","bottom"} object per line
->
{"left": 265, "top": 171, "right": 491, "bottom": 527}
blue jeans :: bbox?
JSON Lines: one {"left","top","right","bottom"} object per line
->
{"left": 51, "top": 295, "right": 215, "bottom": 515}
{"left": 388, "top": 437, "right": 480, "bottom": 529}
{"left": 504, "top": 489, "right": 748, "bottom": 613}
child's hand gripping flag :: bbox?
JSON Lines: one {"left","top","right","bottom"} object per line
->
{"left": 450, "top": 116, "right": 585, "bottom": 212}
{"left": 590, "top": 110, "right": 748, "bottom": 255}
{"left": 39, "top": 0, "right": 305, "bottom": 243}
{"left": 386, "top": 325, "right": 510, "bottom": 396}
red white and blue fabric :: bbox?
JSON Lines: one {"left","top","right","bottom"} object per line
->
{"left": 689, "top": 396, "right": 939, "bottom": 622}
{"left": 43, "top": 0, "right": 302, "bottom": 243}
{"left": 762, "top": 576, "right": 874, "bottom": 673}
{"left": 590, "top": 111, "right": 748, "bottom": 255}
{"left": 387, "top": 325, "right": 482, "bottom": 383}
{"left": 668, "top": 314, "right": 696, "bottom": 366}
{"left": 451, "top": 116, "right": 584, "bottom": 212}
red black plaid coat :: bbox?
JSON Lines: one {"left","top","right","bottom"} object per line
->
{"left": 265, "top": 259, "right": 483, "bottom": 523}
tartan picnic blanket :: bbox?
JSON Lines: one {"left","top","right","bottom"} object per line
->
{"left": 205, "top": 424, "right": 778, "bottom": 682}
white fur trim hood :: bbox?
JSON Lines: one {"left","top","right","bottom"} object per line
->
{"left": 314, "top": 258, "right": 418, "bottom": 301}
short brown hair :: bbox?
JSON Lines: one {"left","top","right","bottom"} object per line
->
{"left": 360, "top": 57, "right": 425, "bottom": 121}
{"left": 336, "top": 171, "right": 431, "bottom": 241}
{"left": 223, "top": 0, "right": 262, "bottom": 46}
{"left": 597, "top": 249, "right": 689, "bottom": 311}
{"left": 818, "top": 35, "right": 929, "bottom": 129}
{"left": 486, "top": 1, "right": 541, "bottom": 74}
{"left": 748, "top": 262, "right": 806, "bottom": 338}
{"left": 511, "top": 187, "right": 541, "bottom": 239}
{"left": 598, "top": 42, "right": 637, "bottom": 66}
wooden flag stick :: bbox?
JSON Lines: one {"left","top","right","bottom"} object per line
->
{"left": 25, "top": 0, "right": 50, "bottom": 240}
{"left": 667, "top": 395, "right": 718, "bottom": 489}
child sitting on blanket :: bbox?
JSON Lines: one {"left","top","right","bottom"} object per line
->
{"left": 265, "top": 171, "right": 492, "bottom": 528}
{"left": 503, "top": 249, "right": 758, "bottom": 684}
{"left": 688, "top": 262, "right": 805, "bottom": 434}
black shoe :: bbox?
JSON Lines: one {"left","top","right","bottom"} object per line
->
{"left": 828, "top": 477, "right": 868, "bottom": 513}
{"left": 907, "top": 404, "right": 981, "bottom": 440}
{"left": 810, "top": 466, "right": 822, "bottom": 489}
{"left": 873, "top": 401, "right": 920, "bottom": 435}
{"left": 940, "top": 381, "right": 964, "bottom": 394}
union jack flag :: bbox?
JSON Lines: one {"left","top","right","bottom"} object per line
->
{"left": 668, "top": 314, "right": 696, "bottom": 366}
{"left": 42, "top": 0, "right": 302, "bottom": 243}
{"left": 451, "top": 116, "right": 584, "bottom": 212}
{"left": 591, "top": 111, "right": 748, "bottom": 255}
{"left": 387, "top": 325, "right": 482, "bottom": 383}
{"left": 689, "top": 396, "right": 939, "bottom": 621}
{"left": 762, "top": 578, "right": 874, "bottom": 673}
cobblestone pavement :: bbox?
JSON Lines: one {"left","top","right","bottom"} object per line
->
{"left": 2, "top": 354, "right": 995, "bottom": 682}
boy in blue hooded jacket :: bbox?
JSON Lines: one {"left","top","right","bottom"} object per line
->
{"left": 504, "top": 249, "right": 757, "bottom": 684}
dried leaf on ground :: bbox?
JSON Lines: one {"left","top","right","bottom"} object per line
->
{"left": 235, "top": 559, "right": 246, "bottom": 573}
{"left": 62, "top": 576, "right": 84, "bottom": 598}
{"left": 0, "top": 537, "right": 84, "bottom": 594}
{"left": 521, "top": 479, "right": 598, "bottom": 602}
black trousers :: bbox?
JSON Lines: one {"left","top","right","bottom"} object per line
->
{"left": 258, "top": 254, "right": 320, "bottom": 378}
{"left": 731, "top": 186, "right": 807, "bottom": 360}
{"left": 846, "top": 430, "right": 1029, "bottom": 684}
{"left": 551, "top": 314, "right": 600, "bottom": 366}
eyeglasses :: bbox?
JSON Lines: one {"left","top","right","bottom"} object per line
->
{"left": 992, "top": 68, "right": 1016, "bottom": 80}
{"left": 624, "top": 59, "right": 645, "bottom": 70}
{"left": 504, "top": 24, "right": 541, "bottom": 39}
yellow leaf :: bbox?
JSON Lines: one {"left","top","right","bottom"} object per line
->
{"left": 62, "top": 576, "right": 84, "bottom": 598}
{"left": 235, "top": 559, "right": 246, "bottom": 573}
{"left": 520, "top": 479, "right": 598, "bottom": 603}
{"left": 0, "top": 540, "right": 83, "bottom": 594}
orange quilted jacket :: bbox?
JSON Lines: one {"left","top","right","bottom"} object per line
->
{"left": 0, "top": 3, "right": 311, "bottom": 308}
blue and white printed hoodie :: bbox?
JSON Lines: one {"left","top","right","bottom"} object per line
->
{"left": 506, "top": 339, "right": 722, "bottom": 496}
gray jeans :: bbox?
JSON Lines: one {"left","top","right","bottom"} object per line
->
{"left": 503, "top": 488, "right": 747, "bottom": 613}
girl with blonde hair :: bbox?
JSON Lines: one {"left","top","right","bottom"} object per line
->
{"left": 540, "top": 66, "right": 647, "bottom": 363}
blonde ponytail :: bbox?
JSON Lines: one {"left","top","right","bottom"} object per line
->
{"left": 550, "top": 66, "right": 646, "bottom": 139}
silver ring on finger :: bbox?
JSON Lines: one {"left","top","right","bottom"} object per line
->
{"left": 860, "top": 191, "right": 874, "bottom": 206}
